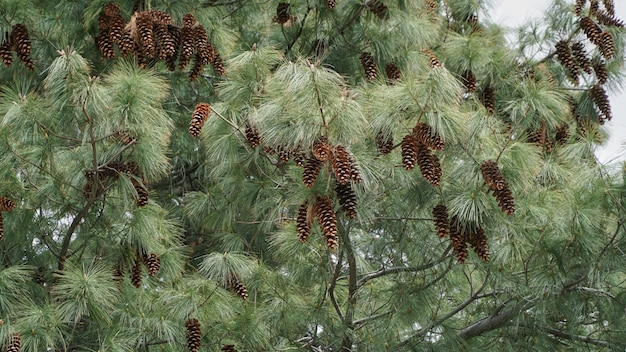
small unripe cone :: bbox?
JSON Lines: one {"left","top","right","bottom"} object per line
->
{"left": 221, "top": 345, "right": 238, "bottom": 352}
{"left": 481, "top": 86, "right": 495, "bottom": 115}
{"left": 146, "top": 253, "right": 160, "bottom": 277}
{"left": 274, "top": 2, "right": 292, "bottom": 24}
{"left": 571, "top": 42, "right": 593, "bottom": 74}
{"left": 462, "top": 70, "right": 477, "bottom": 93}
{"left": 360, "top": 52, "right": 377, "bottom": 81}
{"left": 185, "top": 318, "right": 201, "bottom": 352}
{"left": 590, "top": 84, "right": 611, "bottom": 121}
{"left": 401, "top": 134, "right": 419, "bottom": 170}
{"left": 7, "top": 332, "right": 20, "bottom": 352}
{"left": 96, "top": 32, "right": 115, "bottom": 59}
{"left": 315, "top": 196, "right": 338, "bottom": 250}
{"left": 331, "top": 145, "right": 352, "bottom": 185}
{"left": 594, "top": 60, "right": 608, "bottom": 84}
{"left": 423, "top": 48, "right": 441, "bottom": 68}
{"left": 326, "top": 0, "right": 337, "bottom": 10}
{"left": 0, "top": 196, "right": 15, "bottom": 211}
{"left": 602, "top": 0, "right": 615, "bottom": 16}
{"left": 133, "top": 180, "right": 149, "bottom": 207}
{"left": 596, "top": 11, "right": 624, "bottom": 27}
{"left": 580, "top": 17, "right": 602, "bottom": 45}
{"left": 413, "top": 122, "right": 445, "bottom": 151}
{"left": 11, "top": 24, "right": 34, "bottom": 70}
{"left": 245, "top": 122, "right": 261, "bottom": 148}
{"left": 335, "top": 182, "right": 357, "bottom": 219}
{"left": 385, "top": 62, "right": 401, "bottom": 81}
{"left": 312, "top": 137, "right": 331, "bottom": 161}
{"left": 302, "top": 157, "right": 323, "bottom": 188}
{"left": 296, "top": 201, "right": 312, "bottom": 242}
{"left": 229, "top": 275, "right": 248, "bottom": 300}
{"left": 366, "top": 0, "right": 389, "bottom": 19}
{"left": 376, "top": 131, "right": 393, "bottom": 155}
{"left": 480, "top": 160, "right": 507, "bottom": 191}
{"left": 598, "top": 31, "right": 615, "bottom": 60}
{"left": 449, "top": 221, "right": 468, "bottom": 264}
{"left": 189, "top": 103, "right": 211, "bottom": 137}
{"left": 1, "top": 32, "right": 13, "bottom": 67}
{"left": 212, "top": 52, "right": 225, "bottom": 76}
{"left": 574, "top": 0, "right": 586, "bottom": 16}
{"left": 468, "top": 227, "right": 489, "bottom": 262}
{"left": 416, "top": 144, "right": 442, "bottom": 186}
{"left": 179, "top": 26, "right": 195, "bottom": 69}
{"left": 432, "top": 204, "right": 449, "bottom": 238}
{"left": 130, "top": 256, "right": 142, "bottom": 288}
{"left": 135, "top": 11, "right": 154, "bottom": 56}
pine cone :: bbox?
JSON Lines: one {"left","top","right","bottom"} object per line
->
{"left": 331, "top": 145, "right": 352, "bottom": 185}
{"left": 598, "top": 31, "right": 615, "bottom": 60}
{"left": 571, "top": 42, "right": 593, "bottom": 74}
{"left": 602, "top": 0, "right": 615, "bottom": 16}
{"left": 185, "top": 318, "right": 201, "bottom": 352}
{"left": 416, "top": 143, "right": 442, "bottom": 186}
{"left": 245, "top": 121, "right": 261, "bottom": 147}
{"left": 133, "top": 180, "right": 149, "bottom": 207}
{"left": 480, "top": 86, "right": 495, "bottom": 115}
{"left": 589, "top": 0, "right": 599, "bottom": 16}
{"left": 467, "top": 226, "right": 489, "bottom": 262}
{"left": 0, "top": 32, "right": 12, "bottom": 67}
{"left": 492, "top": 187, "right": 515, "bottom": 215}
{"left": 580, "top": 17, "right": 602, "bottom": 45}
{"left": 385, "top": 62, "right": 401, "bottom": 81}
{"left": 113, "top": 268, "right": 124, "bottom": 290}
{"left": 449, "top": 221, "right": 468, "bottom": 264}
{"left": 274, "top": 2, "right": 292, "bottom": 24}
{"left": 189, "top": 102, "right": 211, "bottom": 137}
{"left": 596, "top": 11, "right": 624, "bottom": 27}
{"left": 590, "top": 84, "right": 611, "bottom": 122}
{"left": 315, "top": 196, "right": 338, "bottom": 250}
{"left": 7, "top": 332, "right": 20, "bottom": 352}
{"left": 423, "top": 48, "right": 441, "bottom": 68}
{"left": 348, "top": 152, "right": 362, "bottom": 183}
{"left": 103, "top": 2, "right": 120, "bottom": 16}
{"left": 432, "top": 204, "right": 449, "bottom": 238}
{"left": 11, "top": 24, "right": 34, "bottom": 70}
{"left": 135, "top": 11, "right": 154, "bottom": 56}
{"left": 594, "top": 60, "right": 608, "bottom": 84}
{"left": 194, "top": 24, "right": 215, "bottom": 65}
{"left": 108, "top": 13, "right": 125, "bottom": 45}
{"left": 480, "top": 160, "right": 507, "bottom": 191}
{"left": 360, "top": 52, "right": 377, "bottom": 81}
{"left": 189, "top": 53, "right": 205, "bottom": 82}
{"left": 293, "top": 152, "right": 307, "bottom": 167}
{"left": 376, "top": 131, "right": 393, "bottom": 155}
{"left": 413, "top": 122, "right": 445, "bottom": 151}
{"left": 130, "top": 257, "right": 142, "bottom": 288}
{"left": 555, "top": 40, "right": 579, "bottom": 82}
{"left": 149, "top": 9, "right": 173, "bottom": 25}
{"left": 326, "top": 0, "right": 337, "bottom": 10}
{"left": 154, "top": 23, "right": 175, "bottom": 60}
{"left": 165, "top": 25, "right": 181, "bottom": 71}
{"left": 212, "top": 52, "right": 225, "bottom": 76}
{"left": 462, "top": 70, "right": 477, "bottom": 93}
{"left": 366, "top": 0, "right": 389, "bottom": 19}
{"left": 555, "top": 125, "right": 570, "bottom": 145}
{"left": 312, "top": 137, "right": 331, "bottom": 161}
{"left": 296, "top": 201, "right": 312, "bottom": 242}
{"left": 119, "top": 27, "right": 135, "bottom": 56}
{"left": 96, "top": 32, "right": 115, "bottom": 59}
{"left": 427, "top": 0, "right": 437, "bottom": 12}
{"left": 221, "top": 345, "right": 238, "bottom": 352}
{"left": 179, "top": 26, "right": 195, "bottom": 69}
{"left": 574, "top": 0, "right": 586, "bottom": 16}
{"left": 335, "top": 182, "right": 357, "bottom": 219}
{"left": 401, "top": 134, "right": 419, "bottom": 170}
{"left": 182, "top": 13, "right": 196, "bottom": 28}
{"left": 0, "top": 196, "right": 15, "bottom": 211}
{"left": 146, "top": 253, "right": 160, "bottom": 277}
{"left": 302, "top": 157, "right": 323, "bottom": 188}
{"left": 229, "top": 275, "right": 248, "bottom": 300}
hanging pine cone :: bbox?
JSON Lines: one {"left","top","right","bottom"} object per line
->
{"left": 302, "top": 157, "right": 323, "bottom": 188}
{"left": 467, "top": 226, "right": 489, "bottom": 262}
{"left": 366, "top": 0, "right": 389, "bottom": 19}
{"left": 348, "top": 152, "right": 362, "bottom": 183}
{"left": 480, "top": 160, "right": 506, "bottom": 191}
{"left": 189, "top": 102, "right": 211, "bottom": 137}
{"left": 315, "top": 196, "right": 338, "bottom": 250}
{"left": 108, "top": 13, "right": 125, "bottom": 45}
{"left": 154, "top": 23, "right": 175, "bottom": 60}
{"left": 360, "top": 52, "right": 377, "bottom": 81}
{"left": 146, "top": 253, "right": 160, "bottom": 277}
{"left": 293, "top": 152, "right": 306, "bottom": 167}
{"left": 423, "top": 48, "right": 441, "bottom": 68}
{"left": 133, "top": 180, "right": 149, "bottom": 207}
{"left": 11, "top": 24, "right": 34, "bottom": 70}
{"left": 312, "top": 137, "right": 331, "bottom": 161}
{"left": 119, "top": 27, "right": 135, "bottom": 57}
{"left": 427, "top": 0, "right": 437, "bottom": 12}
{"left": 221, "top": 345, "right": 238, "bottom": 352}
{"left": 185, "top": 318, "right": 201, "bottom": 352}
{"left": 212, "top": 52, "right": 225, "bottom": 76}
{"left": 193, "top": 24, "right": 214, "bottom": 65}
{"left": 571, "top": 42, "right": 593, "bottom": 74}
{"left": 401, "top": 134, "right": 419, "bottom": 170}
{"left": 130, "top": 257, "right": 142, "bottom": 288}
{"left": 277, "top": 145, "right": 291, "bottom": 162}
{"left": 96, "top": 32, "right": 115, "bottom": 59}
{"left": 179, "top": 27, "right": 195, "bottom": 69}
{"left": 113, "top": 129, "right": 137, "bottom": 145}
{"left": 135, "top": 11, "right": 154, "bottom": 56}
{"left": 462, "top": 70, "right": 477, "bottom": 93}
{"left": 598, "top": 31, "right": 615, "bottom": 60}
{"left": 555, "top": 40, "right": 579, "bottom": 80}
{"left": 590, "top": 84, "right": 612, "bottom": 122}
{"left": 165, "top": 25, "right": 181, "bottom": 71}
{"left": 574, "top": 0, "right": 586, "bottom": 16}
{"left": 596, "top": 11, "right": 624, "bottom": 27}
{"left": 449, "top": 221, "right": 468, "bottom": 264}
{"left": 331, "top": 145, "right": 352, "bottom": 185}
{"left": 113, "top": 268, "right": 124, "bottom": 290}
{"left": 1, "top": 32, "right": 13, "bottom": 67}
{"left": 189, "top": 53, "right": 205, "bottom": 82}
{"left": 413, "top": 122, "right": 445, "bottom": 151}
{"left": 480, "top": 86, "right": 495, "bottom": 114}
{"left": 376, "top": 131, "right": 393, "bottom": 155}
{"left": 385, "top": 62, "right": 401, "bottom": 81}
{"left": 580, "top": 17, "right": 602, "bottom": 45}
{"left": 0, "top": 196, "right": 15, "bottom": 212}
{"left": 273, "top": 2, "right": 292, "bottom": 24}
{"left": 326, "top": 0, "right": 337, "bottom": 10}
{"left": 594, "top": 60, "right": 608, "bottom": 84}
{"left": 602, "top": 0, "right": 615, "bottom": 16}
{"left": 229, "top": 275, "right": 248, "bottom": 300}
{"left": 245, "top": 122, "right": 261, "bottom": 147}
{"left": 416, "top": 144, "right": 442, "bottom": 186}
{"left": 555, "top": 125, "right": 570, "bottom": 145}
{"left": 432, "top": 204, "right": 449, "bottom": 238}
{"left": 492, "top": 187, "right": 515, "bottom": 215}
{"left": 296, "top": 201, "right": 312, "bottom": 242}
{"left": 335, "top": 182, "right": 357, "bottom": 219}
{"left": 7, "top": 332, "right": 20, "bottom": 352}
{"left": 589, "top": 0, "right": 599, "bottom": 16}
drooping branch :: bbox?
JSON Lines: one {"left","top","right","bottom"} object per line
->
{"left": 458, "top": 302, "right": 526, "bottom": 340}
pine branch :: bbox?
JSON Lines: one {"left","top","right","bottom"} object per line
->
{"left": 357, "top": 250, "right": 448, "bottom": 287}
{"left": 541, "top": 326, "right": 619, "bottom": 349}
{"left": 457, "top": 301, "right": 527, "bottom": 340}
{"left": 328, "top": 248, "right": 345, "bottom": 322}
{"left": 338, "top": 220, "right": 357, "bottom": 351}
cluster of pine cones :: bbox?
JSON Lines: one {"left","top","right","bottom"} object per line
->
{"left": 400, "top": 122, "right": 444, "bottom": 186}
{"left": 128, "top": 251, "right": 161, "bottom": 288}
{"left": 95, "top": 2, "right": 224, "bottom": 81}
{"left": 432, "top": 205, "right": 490, "bottom": 264}
{"left": 0, "top": 24, "right": 34, "bottom": 70}
{"left": 0, "top": 196, "right": 15, "bottom": 241}
{"left": 83, "top": 160, "right": 148, "bottom": 207}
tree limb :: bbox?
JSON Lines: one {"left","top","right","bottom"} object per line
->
{"left": 458, "top": 302, "right": 526, "bottom": 340}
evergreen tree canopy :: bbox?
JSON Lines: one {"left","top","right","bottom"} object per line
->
{"left": 1, "top": 0, "right": 626, "bottom": 350}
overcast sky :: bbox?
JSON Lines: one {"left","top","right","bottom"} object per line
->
{"left": 491, "top": 0, "right": 626, "bottom": 165}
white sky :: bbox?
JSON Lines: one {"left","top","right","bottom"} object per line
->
{"left": 491, "top": 0, "right": 626, "bottom": 164}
